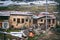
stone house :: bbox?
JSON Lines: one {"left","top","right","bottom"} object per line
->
{"left": 0, "top": 11, "right": 56, "bottom": 29}
{"left": 33, "top": 12, "right": 56, "bottom": 30}
{"left": 9, "top": 11, "right": 33, "bottom": 29}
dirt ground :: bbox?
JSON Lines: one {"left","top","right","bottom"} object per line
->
{"left": 38, "top": 31, "right": 60, "bottom": 40}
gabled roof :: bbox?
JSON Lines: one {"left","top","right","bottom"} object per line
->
{"left": 0, "top": 11, "right": 33, "bottom": 16}
{"left": 33, "top": 12, "right": 56, "bottom": 19}
{"left": 32, "top": 15, "right": 39, "bottom": 19}
{"left": 33, "top": 14, "right": 56, "bottom": 19}
{"left": 10, "top": 11, "right": 33, "bottom": 16}
{"left": 39, "top": 12, "right": 50, "bottom": 14}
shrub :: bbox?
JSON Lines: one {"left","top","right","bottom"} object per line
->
{"left": 55, "top": 25, "right": 60, "bottom": 33}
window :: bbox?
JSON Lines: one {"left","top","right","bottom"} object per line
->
{"left": 40, "top": 19, "right": 43, "bottom": 22}
{"left": 52, "top": 19, "right": 55, "bottom": 24}
{"left": 13, "top": 18, "right": 16, "bottom": 21}
{"left": 26, "top": 19, "right": 28, "bottom": 22}
{"left": 48, "top": 19, "right": 51, "bottom": 24}
{"left": 22, "top": 19, "right": 24, "bottom": 23}
{"left": 17, "top": 18, "right": 20, "bottom": 23}
{"left": 11, "top": 25, "right": 14, "bottom": 28}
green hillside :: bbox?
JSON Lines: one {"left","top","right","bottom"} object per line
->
{"left": 0, "top": 5, "right": 57, "bottom": 13}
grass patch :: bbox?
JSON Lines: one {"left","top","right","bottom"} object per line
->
{"left": 0, "top": 5, "right": 57, "bottom": 12}
{"left": 0, "top": 33, "right": 4, "bottom": 37}
{"left": 6, "top": 29, "right": 20, "bottom": 32}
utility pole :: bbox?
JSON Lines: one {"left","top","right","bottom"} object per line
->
{"left": 45, "top": 0, "right": 48, "bottom": 31}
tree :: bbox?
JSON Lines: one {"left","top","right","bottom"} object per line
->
{"left": 54, "top": 0, "right": 60, "bottom": 12}
{"left": 54, "top": 0, "right": 60, "bottom": 21}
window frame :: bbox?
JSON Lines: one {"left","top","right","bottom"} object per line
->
{"left": 26, "top": 19, "right": 28, "bottom": 22}
{"left": 52, "top": 19, "right": 55, "bottom": 24}
{"left": 13, "top": 18, "right": 16, "bottom": 22}
{"left": 40, "top": 19, "right": 43, "bottom": 22}
{"left": 22, "top": 19, "right": 24, "bottom": 23}
{"left": 17, "top": 18, "right": 20, "bottom": 23}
